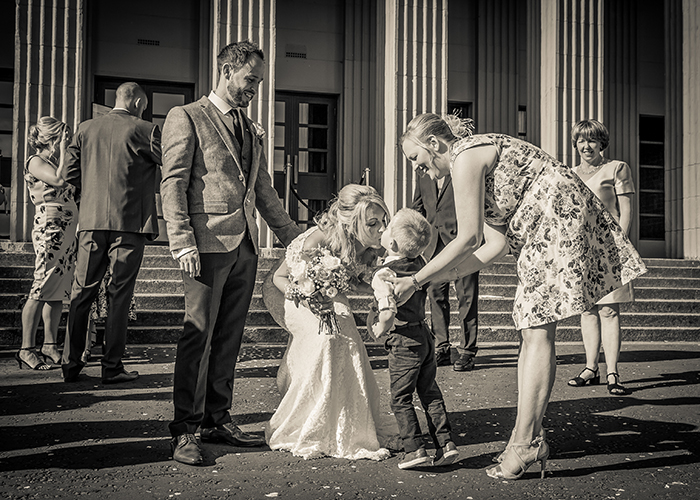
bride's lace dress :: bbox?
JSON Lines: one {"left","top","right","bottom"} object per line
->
{"left": 265, "top": 228, "right": 396, "bottom": 460}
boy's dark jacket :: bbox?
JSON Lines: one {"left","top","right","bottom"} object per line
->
{"left": 376, "top": 256, "right": 433, "bottom": 347}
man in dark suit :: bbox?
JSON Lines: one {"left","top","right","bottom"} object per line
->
{"left": 63, "top": 82, "right": 161, "bottom": 384}
{"left": 160, "top": 40, "right": 301, "bottom": 466}
{"left": 413, "top": 173, "right": 479, "bottom": 371}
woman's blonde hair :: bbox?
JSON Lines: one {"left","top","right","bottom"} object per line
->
{"left": 315, "top": 184, "right": 390, "bottom": 266}
{"left": 401, "top": 112, "right": 474, "bottom": 152}
{"left": 28, "top": 116, "right": 71, "bottom": 153}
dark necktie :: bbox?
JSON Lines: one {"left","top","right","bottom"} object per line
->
{"left": 229, "top": 109, "right": 244, "bottom": 145}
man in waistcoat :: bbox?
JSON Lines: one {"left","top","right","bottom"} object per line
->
{"left": 160, "top": 40, "right": 301, "bottom": 465}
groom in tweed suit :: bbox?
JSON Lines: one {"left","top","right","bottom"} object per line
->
{"left": 160, "top": 40, "right": 301, "bottom": 465}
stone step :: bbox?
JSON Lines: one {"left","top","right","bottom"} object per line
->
{"left": 4, "top": 292, "right": 698, "bottom": 317}
{"left": 3, "top": 257, "right": 700, "bottom": 280}
{"left": 1, "top": 306, "right": 697, "bottom": 332}
{"left": 2, "top": 272, "right": 699, "bottom": 295}
{"left": 1, "top": 324, "right": 698, "bottom": 346}
{"left": 2, "top": 240, "right": 698, "bottom": 346}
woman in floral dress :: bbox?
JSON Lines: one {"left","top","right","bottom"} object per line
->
{"left": 391, "top": 113, "right": 647, "bottom": 480}
{"left": 16, "top": 117, "right": 78, "bottom": 370}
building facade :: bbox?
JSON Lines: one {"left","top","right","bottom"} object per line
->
{"left": 2, "top": 0, "right": 699, "bottom": 258}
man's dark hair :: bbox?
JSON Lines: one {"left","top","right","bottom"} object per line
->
{"left": 217, "top": 40, "right": 265, "bottom": 75}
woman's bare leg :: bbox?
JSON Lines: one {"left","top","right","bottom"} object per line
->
{"left": 513, "top": 322, "right": 557, "bottom": 443}
{"left": 598, "top": 303, "right": 621, "bottom": 376}
{"left": 579, "top": 307, "right": 602, "bottom": 376}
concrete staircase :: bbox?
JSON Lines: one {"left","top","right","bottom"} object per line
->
{"left": 1, "top": 242, "right": 699, "bottom": 346}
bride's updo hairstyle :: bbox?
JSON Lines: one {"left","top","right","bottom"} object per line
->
{"left": 401, "top": 112, "right": 474, "bottom": 157}
{"left": 28, "top": 117, "right": 71, "bottom": 153}
{"left": 315, "top": 183, "right": 390, "bottom": 266}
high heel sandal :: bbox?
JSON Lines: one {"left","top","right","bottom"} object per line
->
{"left": 567, "top": 367, "right": 600, "bottom": 387}
{"left": 486, "top": 436, "right": 549, "bottom": 480}
{"left": 493, "top": 427, "right": 548, "bottom": 463}
{"left": 607, "top": 372, "right": 627, "bottom": 395}
{"left": 40, "top": 343, "right": 61, "bottom": 365}
{"left": 15, "top": 348, "right": 50, "bottom": 370}
{"left": 80, "top": 345, "right": 92, "bottom": 364}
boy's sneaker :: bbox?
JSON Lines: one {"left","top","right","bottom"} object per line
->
{"left": 398, "top": 447, "right": 430, "bottom": 469}
{"left": 433, "top": 441, "right": 460, "bottom": 466}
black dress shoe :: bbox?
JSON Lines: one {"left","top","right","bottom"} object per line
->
{"left": 435, "top": 350, "right": 452, "bottom": 367}
{"left": 102, "top": 370, "right": 139, "bottom": 384}
{"left": 171, "top": 433, "right": 203, "bottom": 465}
{"left": 64, "top": 373, "right": 83, "bottom": 383}
{"left": 63, "top": 366, "right": 83, "bottom": 382}
{"left": 453, "top": 354, "right": 475, "bottom": 372}
{"left": 200, "top": 423, "right": 266, "bottom": 447}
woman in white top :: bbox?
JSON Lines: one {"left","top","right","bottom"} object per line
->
{"left": 567, "top": 119, "right": 636, "bottom": 395}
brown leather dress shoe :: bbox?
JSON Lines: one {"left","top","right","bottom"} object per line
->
{"left": 200, "top": 423, "right": 266, "bottom": 447}
{"left": 435, "top": 350, "right": 452, "bottom": 367}
{"left": 102, "top": 370, "right": 139, "bottom": 384}
{"left": 171, "top": 433, "right": 203, "bottom": 465}
{"left": 453, "top": 354, "right": 475, "bottom": 372}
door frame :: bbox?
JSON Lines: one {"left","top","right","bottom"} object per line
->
{"left": 273, "top": 91, "right": 339, "bottom": 227}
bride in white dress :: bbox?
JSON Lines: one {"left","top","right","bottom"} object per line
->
{"left": 265, "top": 184, "right": 397, "bottom": 460}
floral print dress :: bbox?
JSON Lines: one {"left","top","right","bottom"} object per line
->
{"left": 450, "top": 135, "right": 647, "bottom": 330}
{"left": 25, "top": 155, "right": 78, "bottom": 302}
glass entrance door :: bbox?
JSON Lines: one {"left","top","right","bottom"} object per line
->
{"left": 273, "top": 92, "right": 337, "bottom": 229}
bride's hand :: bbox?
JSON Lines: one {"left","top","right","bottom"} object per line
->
{"left": 306, "top": 293, "right": 334, "bottom": 316}
{"left": 387, "top": 276, "right": 415, "bottom": 306}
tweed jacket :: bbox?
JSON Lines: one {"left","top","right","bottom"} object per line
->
{"left": 160, "top": 95, "right": 299, "bottom": 254}
{"left": 65, "top": 109, "right": 162, "bottom": 238}
{"left": 412, "top": 174, "right": 457, "bottom": 259}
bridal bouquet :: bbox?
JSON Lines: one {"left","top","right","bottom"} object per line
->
{"left": 285, "top": 246, "right": 353, "bottom": 335}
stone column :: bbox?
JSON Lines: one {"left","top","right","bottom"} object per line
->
{"left": 211, "top": 0, "right": 276, "bottom": 246}
{"left": 381, "top": 0, "right": 448, "bottom": 212}
{"left": 12, "top": 0, "right": 84, "bottom": 241}
{"left": 604, "top": 0, "right": 638, "bottom": 241}
{"left": 342, "top": 0, "right": 379, "bottom": 188}
{"left": 682, "top": 0, "right": 700, "bottom": 259}
{"left": 526, "top": 0, "right": 542, "bottom": 146}
{"left": 476, "top": 0, "right": 521, "bottom": 137}
{"left": 539, "top": 0, "right": 603, "bottom": 165}
{"left": 666, "top": 0, "right": 683, "bottom": 258}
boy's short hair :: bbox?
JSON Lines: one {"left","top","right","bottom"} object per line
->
{"left": 390, "top": 208, "right": 432, "bottom": 258}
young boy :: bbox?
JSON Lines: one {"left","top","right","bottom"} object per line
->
{"left": 369, "top": 208, "right": 460, "bottom": 470}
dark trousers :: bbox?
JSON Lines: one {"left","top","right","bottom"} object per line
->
{"left": 388, "top": 327, "right": 452, "bottom": 452}
{"left": 169, "top": 236, "right": 258, "bottom": 437}
{"left": 429, "top": 239, "right": 479, "bottom": 356}
{"left": 63, "top": 230, "right": 146, "bottom": 379}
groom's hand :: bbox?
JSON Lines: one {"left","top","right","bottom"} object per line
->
{"left": 178, "top": 249, "right": 201, "bottom": 278}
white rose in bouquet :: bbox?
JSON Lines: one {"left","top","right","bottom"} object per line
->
{"left": 320, "top": 253, "right": 342, "bottom": 270}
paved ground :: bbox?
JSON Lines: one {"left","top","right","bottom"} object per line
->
{"left": 1, "top": 341, "right": 699, "bottom": 500}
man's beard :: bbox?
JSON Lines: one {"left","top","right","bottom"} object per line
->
{"left": 230, "top": 88, "right": 250, "bottom": 108}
